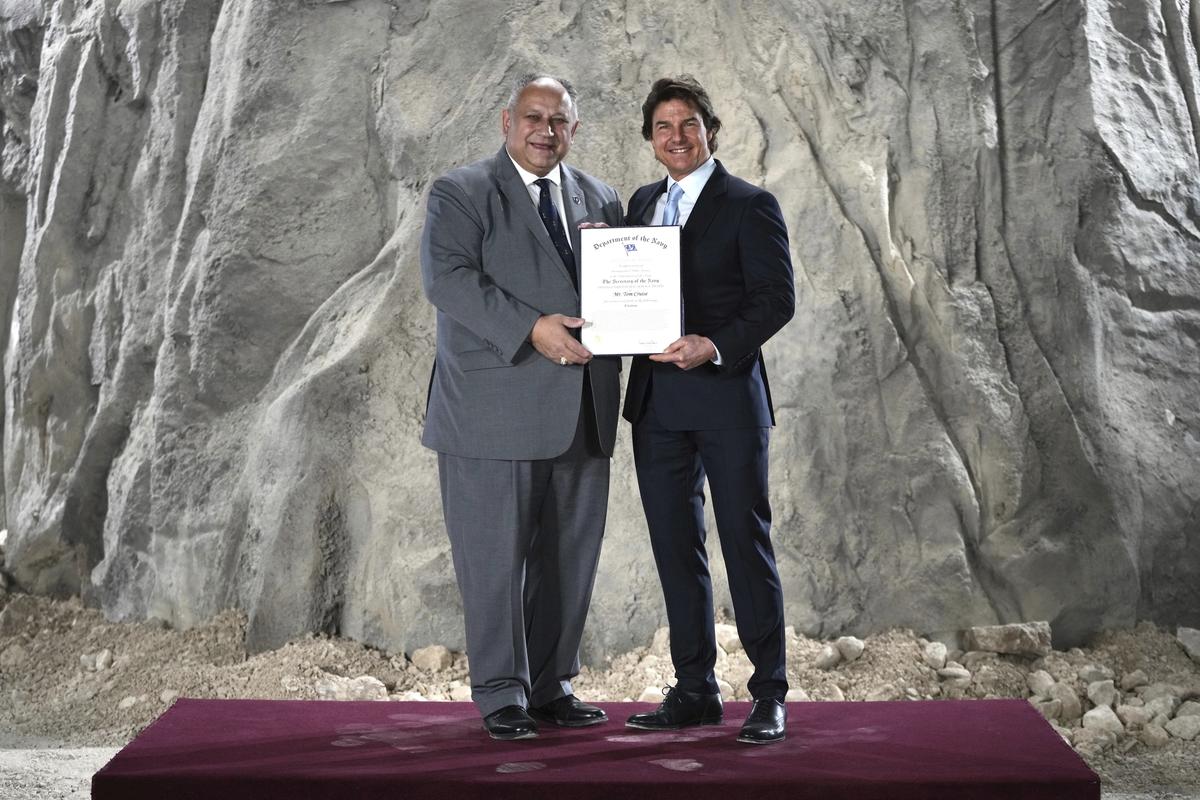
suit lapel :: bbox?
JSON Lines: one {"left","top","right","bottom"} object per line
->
{"left": 561, "top": 166, "right": 587, "bottom": 280}
{"left": 681, "top": 159, "right": 728, "bottom": 245}
{"left": 632, "top": 179, "right": 667, "bottom": 225}
{"left": 492, "top": 148, "right": 577, "bottom": 290}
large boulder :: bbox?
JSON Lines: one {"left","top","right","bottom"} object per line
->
{"left": 1, "top": 0, "right": 1197, "bottom": 660}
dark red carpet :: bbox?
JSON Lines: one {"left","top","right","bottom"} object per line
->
{"left": 92, "top": 698, "right": 1099, "bottom": 799}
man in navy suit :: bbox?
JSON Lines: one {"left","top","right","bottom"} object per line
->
{"left": 622, "top": 76, "right": 795, "bottom": 744}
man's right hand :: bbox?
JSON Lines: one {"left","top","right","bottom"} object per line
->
{"left": 530, "top": 314, "right": 593, "bottom": 366}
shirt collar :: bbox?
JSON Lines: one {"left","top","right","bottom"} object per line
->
{"left": 508, "top": 151, "right": 562, "bottom": 188}
{"left": 666, "top": 156, "right": 717, "bottom": 199}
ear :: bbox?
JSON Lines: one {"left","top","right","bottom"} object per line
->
{"left": 501, "top": 108, "right": 511, "bottom": 136}
{"left": 568, "top": 120, "right": 580, "bottom": 140}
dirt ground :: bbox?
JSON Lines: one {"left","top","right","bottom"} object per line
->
{"left": 1, "top": 592, "right": 1198, "bottom": 798}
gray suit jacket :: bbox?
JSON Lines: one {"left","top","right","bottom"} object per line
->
{"left": 421, "top": 147, "right": 624, "bottom": 460}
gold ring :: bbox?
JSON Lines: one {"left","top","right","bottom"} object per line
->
{"left": 559, "top": 356, "right": 568, "bottom": 366}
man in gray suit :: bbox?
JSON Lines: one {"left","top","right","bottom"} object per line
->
{"left": 420, "top": 75, "right": 623, "bottom": 740}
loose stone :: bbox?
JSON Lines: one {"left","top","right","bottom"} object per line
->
{"left": 1164, "top": 715, "right": 1200, "bottom": 741}
{"left": 1032, "top": 698, "right": 1063, "bottom": 722}
{"left": 1139, "top": 683, "right": 1182, "bottom": 703}
{"left": 814, "top": 644, "right": 841, "bottom": 670}
{"left": 1087, "top": 679, "right": 1118, "bottom": 709}
{"left": 1144, "top": 695, "right": 1180, "bottom": 719}
{"left": 1082, "top": 705, "right": 1124, "bottom": 736}
{"left": 1177, "top": 627, "right": 1200, "bottom": 664}
{"left": 922, "top": 641, "right": 947, "bottom": 670}
{"left": 1048, "top": 683, "right": 1083, "bottom": 722}
{"left": 1077, "top": 663, "right": 1115, "bottom": 683}
{"left": 411, "top": 645, "right": 453, "bottom": 672}
{"left": 963, "top": 622, "right": 1052, "bottom": 656}
{"left": 1027, "top": 669, "right": 1056, "bottom": 699}
{"left": 1175, "top": 700, "right": 1200, "bottom": 719}
{"left": 1115, "top": 704, "right": 1152, "bottom": 727}
{"left": 1140, "top": 723, "right": 1170, "bottom": 748}
{"left": 315, "top": 675, "right": 388, "bottom": 701}
{"left": 1119, "top": 669, "right": 1149, "bottom": 691}
{"left": 1073, "top": 728, "right": 1117, "bottom": 755}
{"left": 835, "top": 636, "right": 865, "bottom": 662}
{"left": 937, "top": 666, "right": 971, "bottom": 688}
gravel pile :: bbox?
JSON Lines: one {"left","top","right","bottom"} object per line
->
{"left": 1, "top": 591, "right": 1198, "bottom": 790}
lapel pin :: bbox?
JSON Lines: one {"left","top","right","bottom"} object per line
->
{"left": 572, "top": 195, "right": 582, "bottom": 205}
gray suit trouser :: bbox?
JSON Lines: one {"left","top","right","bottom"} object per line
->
{"left": 437, "top": 404, "right": 608, "bottom": 717}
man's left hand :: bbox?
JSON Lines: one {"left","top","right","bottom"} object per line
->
{"left": 649, "top": 335, "right": 716, "bottom": 370}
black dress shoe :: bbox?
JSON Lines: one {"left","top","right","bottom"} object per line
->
{"left": 626, "top": 686, "right": 723, "bottom": 730}
{"left": 482, "top": 705, "right": 538, "bottom": 740}
{"left": 529, "top": 694, "right": 608, "bottom": 727}
{"left": 737, "top": 698, "right": 787, "bottom": 744}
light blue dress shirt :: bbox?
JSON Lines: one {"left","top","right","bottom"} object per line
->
{"left": 652, "top": 156, "right": 717, "bottom": 227}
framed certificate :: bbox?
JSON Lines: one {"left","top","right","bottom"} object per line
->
{"left": 579, "top": 226, "right": 682, "bottom": 356}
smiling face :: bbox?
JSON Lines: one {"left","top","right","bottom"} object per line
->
{"left": 502, "top": 79, "right": 579, "bottom": 177}
{"left": 650, "top": 98, "right": 714, "bottom": 181}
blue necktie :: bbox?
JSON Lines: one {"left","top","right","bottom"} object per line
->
{"left": 662, "top": 183, "right": 684, "bottom": 226}
{"left": 534, "top": 178, "right": 576, "bottom": 289}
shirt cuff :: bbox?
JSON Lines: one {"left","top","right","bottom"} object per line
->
{"left": 709, "top": 339, "right": 723, "bottom": 365}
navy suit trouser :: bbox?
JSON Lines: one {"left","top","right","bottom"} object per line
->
{"left": 631, "top": 386, "right": 788, "bottom": 700}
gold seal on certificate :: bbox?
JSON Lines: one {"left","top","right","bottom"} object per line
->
{"left": 579, "top": 226, "right": 682, "bottom": 356}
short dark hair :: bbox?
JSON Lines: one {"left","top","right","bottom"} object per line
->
{"left": 508, "top": 73, "right": 579, "bottom": 120}
{"left": 640, "top": 75, "right": 721, "bottom": 153}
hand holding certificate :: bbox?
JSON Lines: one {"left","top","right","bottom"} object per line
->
{"left": 579, "top": 226, "right": 682, "bottom": 356}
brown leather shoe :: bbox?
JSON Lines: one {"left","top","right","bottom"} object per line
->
{"left": 626, "top": 686, "right": 723, "bottom": 730}
{"left": 529, "top": 694, "right": 608, "bottom": 728}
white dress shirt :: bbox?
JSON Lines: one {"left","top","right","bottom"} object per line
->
{"left": 652, "top": 156, "right": 717, "bottom": 227}
{"left": 508, "top": 153, "right": 572, "bottom": 247}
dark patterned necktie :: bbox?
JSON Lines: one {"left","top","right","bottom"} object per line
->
{"left": 535, "top": 178, "right": 577, "bottom": 289}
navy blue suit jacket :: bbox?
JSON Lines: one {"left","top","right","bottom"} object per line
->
{"left": 621, "top": 160, "right": 795, "bottom": 430}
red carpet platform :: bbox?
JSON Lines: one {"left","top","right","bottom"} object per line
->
{"left": 92, "top": 698, "right": 1099, "bottom": 799}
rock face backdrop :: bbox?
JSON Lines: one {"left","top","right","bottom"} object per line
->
{"left": 1, "top": 0, "right": 1197, "bottom": 662}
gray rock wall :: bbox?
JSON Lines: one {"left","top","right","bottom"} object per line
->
{"left": 0, "top": 0, "right": 1197, "bottom": 661}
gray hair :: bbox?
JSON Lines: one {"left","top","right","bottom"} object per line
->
{"left": 506, "top": 73, "right": 579, "bottom": 120}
